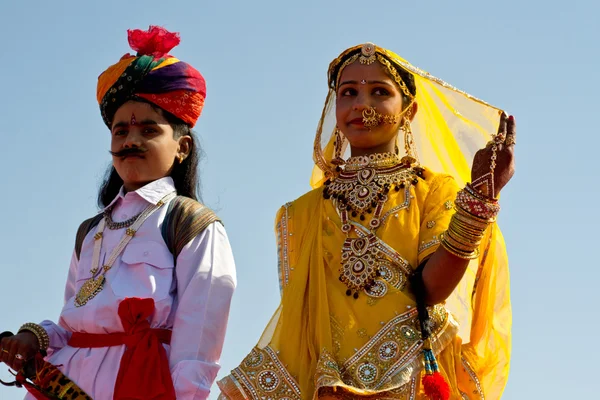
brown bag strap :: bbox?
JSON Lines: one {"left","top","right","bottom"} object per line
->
{"left": 162, "top": 196, "right": 221, "bottom": 260}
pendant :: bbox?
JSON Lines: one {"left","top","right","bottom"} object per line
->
{"left": 74, "top": 275, "right": 106, "bottom": 307}
{"left": 339, "top": 234, "right": 381, "bottom": 298}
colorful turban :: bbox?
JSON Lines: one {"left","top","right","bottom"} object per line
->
{"left": 97, "top": 26, "right": 206, "bottom": 128}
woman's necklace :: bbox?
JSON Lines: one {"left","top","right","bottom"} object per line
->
{"left": 74, "top": 192, "right": 176, "bottom": 307}
{"left": 323, "top": 153, "right": 423, "bottom": 298}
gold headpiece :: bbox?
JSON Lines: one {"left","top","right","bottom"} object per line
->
{"left": 359, "top": 43, "right": 376, "bottom": 65}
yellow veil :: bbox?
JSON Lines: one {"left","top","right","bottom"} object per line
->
{"left": 310, "top": 44, "right": 512, "bottom": 397}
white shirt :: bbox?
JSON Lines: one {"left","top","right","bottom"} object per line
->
{"left": 31, "top": 177, "right": 237, "bottom": 400}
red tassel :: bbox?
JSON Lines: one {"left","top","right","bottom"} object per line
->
{"left": 422, "top": 372, "right": 451, "bottom": 400}
{"left": 127, "top": 26, "right": 181, "bottom": 58}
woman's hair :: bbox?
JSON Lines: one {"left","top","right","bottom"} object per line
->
{"left": 97, "top": 99, "right": 201, "bottom": 208}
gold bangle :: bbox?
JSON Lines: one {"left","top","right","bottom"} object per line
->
{"left": 455, "top": 206, "right": 496, "bottom": 225}
{"left": 450, "top": 219, "right": 485, "bottom": 238}
{"left": 18, "top": 323, "right": 49, "bottom": 351}
{"left": 453, "top": 211, "right": 490, "bottom": 230}
{"left": 445, "top": 229, "right": 481, "bottom": 251}
{"left": 440, "top": 232, "right": 479, "bottom": 260}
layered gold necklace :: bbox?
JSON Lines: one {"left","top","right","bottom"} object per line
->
{"left": 323, "top": 153, "right": 423, "bottom": 298}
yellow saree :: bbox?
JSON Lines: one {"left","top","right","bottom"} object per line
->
{"left": 218, "top": 44, "right": 511, "bottom": 399}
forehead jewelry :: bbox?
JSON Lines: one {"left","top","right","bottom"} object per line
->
{"left": 360, "top": 79, "right": 367, "bottom": 85}
{"left": 359, "top": 43, "right": 376, "bottom": 65}
{"left": 130, "top": 113, "right": 137, "bottom": 126}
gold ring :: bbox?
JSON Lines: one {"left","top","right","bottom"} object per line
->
{"left": 505, "top": 135, "right": 516, "bottom": 146}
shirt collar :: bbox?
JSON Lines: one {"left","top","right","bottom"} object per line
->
{"left": 103, "top": 177, "right": 177, "bottom": 210}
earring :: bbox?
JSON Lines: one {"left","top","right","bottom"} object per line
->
{"left": 332, "top": 128, "right": 346, "bottom": 167}
{"left": 401, "top": 109, "right": 419, "bottom": 166}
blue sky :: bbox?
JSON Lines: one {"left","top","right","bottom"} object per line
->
{"left": 0, "top": 0, "right": 598, "bottom": 398}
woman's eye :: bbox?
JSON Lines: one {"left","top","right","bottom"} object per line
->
{"left": 373, "top": 88, "right": 390, "bottom": 96}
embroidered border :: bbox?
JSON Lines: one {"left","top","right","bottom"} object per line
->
{"left": 380, "top": 187, "right": 412, "bottom": 224}
{"left": 418, "top": 237, "right": 439, "bottom": 254}
{"left": 462, "top": 357, "right": 485, "bottom": 400}
{"left": 277, "top": 203, "right": 292, "bottom": 295}
{"left": 340, "top": 306, "right": 449, "bottom": 391}
{"left": 229, "top": 346, "right": 301, "bottom": 399}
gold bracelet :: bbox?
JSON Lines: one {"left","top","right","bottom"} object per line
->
{"left": 453, "top": 211, "right": 490, "bottom": 231}
{"left": 18, "top": 323, "right": 49, "bottom": 351}
{"left": 448, "top": 214, "right": 486, "bottom": 243}
{"left": 449, "top": 220, "right": 484, "bottom": 239}
{"left": 440, "top": 232, "right": 479, "bottom": 259}
{"left": 454, "top": 205, "right": 495, "bottom": 225}
{"left": 445, "top": 229, "right": 481, "bottom": 252}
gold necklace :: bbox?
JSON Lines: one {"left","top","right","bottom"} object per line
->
{"left": 74, "top": 192, "right": 175, "bottom": 307}
{"left": 323, "top": 154, "right": 423, "bottom": 298}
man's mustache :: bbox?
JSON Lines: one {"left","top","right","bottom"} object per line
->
{"left": 109, "top": 147, "right": 148, "bottom": 158}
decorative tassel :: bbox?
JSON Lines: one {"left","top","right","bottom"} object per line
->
{"left": 421, "top": 340, "right": 450, "bottom": 400}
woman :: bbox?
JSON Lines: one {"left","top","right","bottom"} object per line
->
{"left": 218, "top": 43, "right": 513, "bottom": 399}
{"left": 0, "top": 26, "right": 237, "bottom": 400}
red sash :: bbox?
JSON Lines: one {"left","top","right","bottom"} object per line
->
{"left": 68, "top": 298, "right": 175, "bottom": 400}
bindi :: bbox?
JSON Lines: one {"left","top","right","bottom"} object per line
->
{"left": 130, "top": 113, "right": 137, "bottom": 126}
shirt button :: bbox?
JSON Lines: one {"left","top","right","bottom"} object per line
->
{"left": 143, "top": 251, "right": 149, "bottom": 256}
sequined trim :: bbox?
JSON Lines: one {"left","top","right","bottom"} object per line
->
{"left": 341, "top": 306, "right": 449, "bottom": 390}
{"left": 418, "top": 237, "right": 439, "bottom": 254}
{"left": 380, "top": 187, "right": 412, "bottom": 225}
{"left": 227, "top": 346, "right": 302, "bottom": 400}
{"left": 277, "top": 203, "right": 292, "bottom": 295}
{"left": 409, "top": 378, "right": 417, "bottom": 399}
{"left": 316, "top": 349, "right": 418, "bottom": 399}
{"left": 462, "top": 357, "right": 485, "bottom": 400}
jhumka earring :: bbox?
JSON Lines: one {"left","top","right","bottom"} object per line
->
{"left": 401, "top": 108, "right": 419, "bottom": 166}
{"left": 332, "top": 128, "right": 346, "bottom": 167}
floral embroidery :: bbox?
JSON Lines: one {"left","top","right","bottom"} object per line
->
{"left": 341, "top": 306, "right": 448, "bottom": 390}
{"left": 229, "top": 346, "right": 301, "bottom": 400}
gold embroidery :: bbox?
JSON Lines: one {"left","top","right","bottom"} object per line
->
{"left": 462, "top": 357, "right": 485, "bottom": 400}
{"left": 340, "top": 307, "right": 448, "bottom": 391}
{"left": 418, "top": 237, "right": 439, "bottom": 254}
{"left": 277, "top": 203, "right": 292, "bottom": 294}
{"left": 426, "top": 221, "right": 436, "bottom": 229}
{"left": 331, "top": 315, "right": 345, "bottom": 356}
{"left": 444, "top": 200, "right": 453, "bottom": 210}
{"left": 228, "top": 346, "right": 301, "bottom": 400}
{"left": 379, "top": 187, "right": 412, "bottom": 225}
